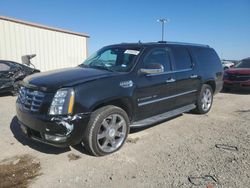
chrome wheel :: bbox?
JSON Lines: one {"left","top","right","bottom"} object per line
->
{"left": 97, "top": 114, "right": 127, "bottom": 153}
{"left": 201, "top": 88, "right": 212, "bottom": 111}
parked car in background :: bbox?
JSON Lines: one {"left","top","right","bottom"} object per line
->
{"left": 221, "top": 60, "right": 234, "bottom": 70}
{"left": 223, "top": 57, "right": 250, "bottom": 90}
{"left": 16, "top": 41, "right": 223, "bottom": 156}
{"left": 0, "top": 55, "right": 40, "bottom": 95}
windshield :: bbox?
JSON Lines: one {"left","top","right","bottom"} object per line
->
{"left": 235, "top": 60, "right": 250, "bottom": 68}
{"left": 79, "top": 47, "right": 141, "bottom": 72}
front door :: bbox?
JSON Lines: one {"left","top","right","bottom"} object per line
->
{"left": 134, "top": 47, "right": 176, "bottom": 120}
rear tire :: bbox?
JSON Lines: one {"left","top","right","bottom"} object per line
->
{"left": 194, "top": 84, "right": 213, "bottom": 114}
{"left": 82, "top": 105, "right": 130, "bottom": 156}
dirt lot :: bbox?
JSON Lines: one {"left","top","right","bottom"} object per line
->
{"left": 0, "top": 92, "right": 249, "bottom": 188}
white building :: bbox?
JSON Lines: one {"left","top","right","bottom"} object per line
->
{"left": 0, "top": 16, "right": 89, "bottom": 71}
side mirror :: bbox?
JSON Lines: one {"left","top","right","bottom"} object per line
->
{"left": 140, "top": 63, "right": 164, "bottom": 75}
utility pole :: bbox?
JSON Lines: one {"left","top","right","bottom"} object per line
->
{"left": 157, "top": 18, "right": 170, "bottom": 41}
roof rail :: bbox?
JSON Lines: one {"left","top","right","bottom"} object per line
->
{"left": 165, "top": 41, "right": 209, "bottom": 47}
{"left": 157, "top": 41, "right": 167, "bottom": 43}
{"left": 119, "top": 41, "right": 209, "bottom": 48}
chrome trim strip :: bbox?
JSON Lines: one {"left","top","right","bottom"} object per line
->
{"left": 146, "top": 68, "right": 192, "bottom": 76}
{"left": 174, "top": 68, "right": 193, "bottom": 73}
{"left": 138, "top": 89, "right": 197, "bottom": 107}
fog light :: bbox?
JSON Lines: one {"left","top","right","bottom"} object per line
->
{"left": 44, "top": 134, "right": 67, "bottom": 142}
{"left": 20, "top": 124, "right": 28, "bottom": 135}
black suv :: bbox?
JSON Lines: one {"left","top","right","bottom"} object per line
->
{"left": 16, "top": 42, "right": 223, "bottom": 156}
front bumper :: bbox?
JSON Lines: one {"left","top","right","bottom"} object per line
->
{"left": 16, "top": 101, "right": 90, "bottom": 148}
{"left": 223, "top": 79, "right": 250, "bottom": 89}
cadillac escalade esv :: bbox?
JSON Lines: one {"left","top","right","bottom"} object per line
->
{"left": 16, "top": 41, "right": 223, "bottom": 156}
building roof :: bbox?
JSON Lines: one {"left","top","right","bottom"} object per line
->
{"left": 0, "top": 16, "right": 90, "bottom": 38}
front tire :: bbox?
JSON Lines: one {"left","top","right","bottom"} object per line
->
{"left": 194, "top": 84, "right": 213, "bottom": 114}
{"left": 82, "top": 105, "right": 130, "bottom": 156}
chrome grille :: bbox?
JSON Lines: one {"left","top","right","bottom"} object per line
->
{"left": 18, "top": 87, "right": 45, "bottom": 112}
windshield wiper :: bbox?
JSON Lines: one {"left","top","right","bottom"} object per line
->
{"left": 79, "top": 64, "right": 90, "bottom": 68}
{"left": 88, "top": 65, "right": 115, "bottom": 72}
{"left": 79, "top": 64, "right": 115, "bottom": 72}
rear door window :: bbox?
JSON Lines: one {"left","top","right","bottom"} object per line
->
{"left": 171, "top": 47, "right": 192, "bottom": 70}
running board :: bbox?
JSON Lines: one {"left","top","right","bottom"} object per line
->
{"left": 130, "top": 104, "right": 196, "bottom": 127}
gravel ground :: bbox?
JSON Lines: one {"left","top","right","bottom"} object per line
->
{"left": 0, "top": 92, "right": 249, "bottom": 188}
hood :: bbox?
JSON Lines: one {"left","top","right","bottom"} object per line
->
{"left": 225, "top": 68, "right": 250, "bottom": 75}
{"left": 23, "top": 67, "right": 117, "bottom": 92}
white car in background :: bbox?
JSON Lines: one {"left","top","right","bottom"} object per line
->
{"left": 221, "top": 60, "right": 234, "bottom": 70}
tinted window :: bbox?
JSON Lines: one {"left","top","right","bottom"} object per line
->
{"left": 195, "top": 47, "right": 221, "bottom": 70}
{"left": 235, "top": 60, "right": 250, "bottom": 68}
{"left": 171, "top": 47, "right": 192, "bottom": 70}
{"left": 0, "top": 63, "right": 11, "bottom": 71}
{"left": 144, "top": 48, "right": 171, "bottom": 71}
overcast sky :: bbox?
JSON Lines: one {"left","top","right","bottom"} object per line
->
{"left": 0, "top": 0, "right": 249, "bottom": 60}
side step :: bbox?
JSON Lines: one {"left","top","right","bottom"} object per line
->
{"left": 130, "top": 104, "right": 196, "bottom": 127}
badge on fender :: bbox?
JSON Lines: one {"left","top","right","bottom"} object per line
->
{"left": 120, "top": 80, "right": 133, "bottom": 88}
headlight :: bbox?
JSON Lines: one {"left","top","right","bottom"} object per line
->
{"left": 49, "top": 88, "right": 75, "bottom": 115}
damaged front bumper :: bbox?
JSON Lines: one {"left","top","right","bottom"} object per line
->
{"left": 16, "top": 102, "right": 90, "bottom": 147}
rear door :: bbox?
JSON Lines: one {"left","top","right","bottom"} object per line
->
{"left": 134, "top": 47, "right": 176, "bottom": 120}
{"left": 170, "top": 46, "right": 201, "bottom": 108}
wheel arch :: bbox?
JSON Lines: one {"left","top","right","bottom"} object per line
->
{"left": 91, "top": 97, "right": 134, "bottom": 122}
{"left": 204, "top": 80, "right": 216, "bottom": 93}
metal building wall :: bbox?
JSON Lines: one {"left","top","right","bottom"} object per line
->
{"left": 0, "top": 18, "right": 88, "bottom": 71}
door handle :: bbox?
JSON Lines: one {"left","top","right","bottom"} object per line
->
{"left": 166, "top": 78, "right": 176, "bottom": 83}
{"left": 190, "top": 74, "right": 198, "bottom": 79}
